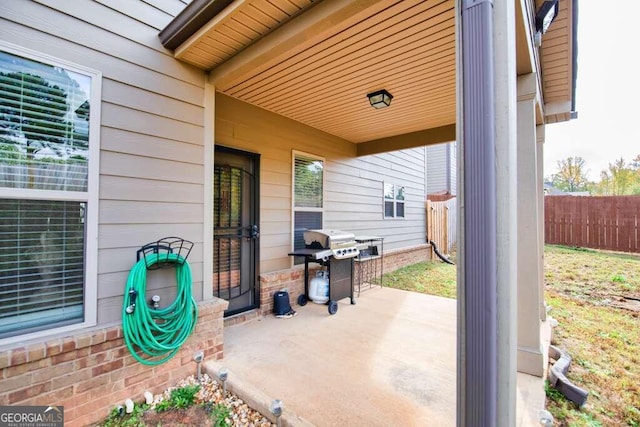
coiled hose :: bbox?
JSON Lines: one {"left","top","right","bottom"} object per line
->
{"left": 122, "top": 253, "right": 198, "bottom": 365}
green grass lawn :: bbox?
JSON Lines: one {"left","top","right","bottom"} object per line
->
{"left": 381, "top": 245, "right": 640, "bottom": 426}
{"left": 544, "top": 245, "right": 639, "bottom": 426}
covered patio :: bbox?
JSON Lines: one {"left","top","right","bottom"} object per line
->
{"left": 160, "top": 0, "right": 577, "bottom": 423}
{"left": 205, "top": 286, "right": 547, "bottom": 426}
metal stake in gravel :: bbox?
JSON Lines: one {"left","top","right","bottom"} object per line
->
{"left": 270, "top": 399, "right": 283, "bottom": 427}
{"left": 218, "top": 367, "right": 229, "bottom": 394}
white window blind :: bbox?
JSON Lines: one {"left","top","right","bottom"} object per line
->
{"left": 0, "top": 45, "right": 98, "bottom": 339}
{"left": 0, "top": 200, "right": 85, "bottom": 335}
{"left": 294, "top": 154, "right": 323, "bottom": 208}
{"left": 293, "top": 153, "right": 324, "bottom": 261}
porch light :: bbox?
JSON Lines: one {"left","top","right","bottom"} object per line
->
{"left": 535, "top": 0, "right": 559, "bottom": 35}
{"left": 367, "top": 89, "right": 393, "bottom": 109}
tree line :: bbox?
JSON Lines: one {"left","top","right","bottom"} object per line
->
{"left": 547, "top": 155, "right": 640, "bottom": 195}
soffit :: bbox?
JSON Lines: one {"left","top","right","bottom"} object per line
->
{"left": 175, "top": 0, "right": 318, "bottom": 69}
{"left": 538, "top": 0, "right": 575, "bottom": 122}
{"left": 175, "top": 0, "right": 456, "bottom": 144}
{"left": 168, "top": 0, "right": 574, "bottom": 144}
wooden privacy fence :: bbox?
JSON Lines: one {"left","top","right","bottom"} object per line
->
{"left": 545, "top": 195, "right": 640, "bottom": 253}
{"left": 426, "top": 198, "right": 457, "bottom": 254}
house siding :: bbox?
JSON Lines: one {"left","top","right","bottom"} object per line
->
{"left": 0, "top": 0, "right": 208, "bottom": 325}
{"left": 426, "top": 142, "right": 450, "bottom": 195}
{"left": 1, "top": 3, "right": 429, "bottom": 423}
{"left": 449, "top": 142, "right": 457, "bottom": 195}
{"left": 216, "top": 93, "right": 427, "bottom": 274}
{"left": 0, "top": 2, "right": 218, "bottom": 426}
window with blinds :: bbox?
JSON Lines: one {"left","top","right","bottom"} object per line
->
{"left": 293, "top": 153, "right": 324, "bottom": 261}
{"left": 384, "top": 182, "right": 405, "bottom": 218}
{"left": 0, "top": 45, "right": 99, "bottom": 339}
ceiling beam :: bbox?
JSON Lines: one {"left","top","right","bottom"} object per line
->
{"left": 356, "top": 124, "right": 456, "bottom": 156}
{"left": 207, "top": 0, "right": 390, "bottom": 89}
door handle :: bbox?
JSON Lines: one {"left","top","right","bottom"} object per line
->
{"left": 251, "top": 224, "right": 260, "bottom": 239}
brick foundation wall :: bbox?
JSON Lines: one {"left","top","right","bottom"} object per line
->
{"left": 258, "top": 266, "right": 317, "bottom": 316}
{"left": 382, "top": 244, "right": 431, "bottom": 274}
{"left": 0, "top": 298, "right": 228, "bottom": 427}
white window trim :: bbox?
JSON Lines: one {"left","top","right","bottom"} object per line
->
{"left": 291, "top": 150, "right": 325, "bottom": 266}
{"left": 0, "top": 41, "right": 101, "bottom": 347}
{"left": 383, "top": 182, "right": 406, "bottom": 219}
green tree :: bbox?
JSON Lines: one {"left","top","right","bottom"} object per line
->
{"left": 0, "top": 70, "right": 77, "bottom": 187}
{"left": 551, "top": 156, "right": 590, "bottom": 193}
{"left": 628, "top": 154, "right": 640, "bottom": 194}
{"left": 0, "top": 72, "right": 71, "bottom": 154}
{"left": 592, "top": 157, "right": 640, "bottom": 195}
{"left": 600, "top": 157, "right": 634, "bottom": 196}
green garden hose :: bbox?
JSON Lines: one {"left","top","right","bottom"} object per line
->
{"left": 122, "top": 253, "right": 198, "bottom": 365}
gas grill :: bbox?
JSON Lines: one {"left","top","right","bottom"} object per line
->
{"left": 303, "top": 229, "right": 360, "bottom": 260}
{"left": 288, "top": 229, "right": 359, "bottom": 315}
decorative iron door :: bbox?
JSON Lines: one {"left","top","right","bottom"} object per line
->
{"left": 213, "top": 147, "right": 259, "bottom": 316}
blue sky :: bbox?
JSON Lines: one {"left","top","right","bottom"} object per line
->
{"left": 543, "top": 1, "right": 640, "bottom": 181}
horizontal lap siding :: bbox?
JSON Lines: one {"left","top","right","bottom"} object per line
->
{"left": 216, "top": 94, "right": 426, "bottom": 274}
{"left": 1, "top": 0, "right": 206, "bottom": 324}
{"left": 426, "top": 142, "right": 449, "bottom": 194}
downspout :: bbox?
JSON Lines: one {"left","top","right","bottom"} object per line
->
{"left": 459, "top": 0, "right": 497, "bottom": 425}
{"left": 570, "top": 0, "right": 579, "bottom": 118}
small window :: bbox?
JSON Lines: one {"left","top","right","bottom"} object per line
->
{"left": 292, "top": 152, "right": 324, "bottom": 262}
{"left": 384, "top": 183, "right": 405, "bottom": 218}
{"left": 0, "top": 43, "right": 100, "bottom": 340}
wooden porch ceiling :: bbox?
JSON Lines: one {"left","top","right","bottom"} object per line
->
{"left": 162, "top": 0, "right": 576, "bottom": 152}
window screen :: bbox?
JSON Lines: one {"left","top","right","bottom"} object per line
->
{"left": 0, "top": 47, "right": 96, "bottom": 339}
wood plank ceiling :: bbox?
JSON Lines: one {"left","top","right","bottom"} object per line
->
{"left": 170, "top": 0, "right": 573, "bottom": 144}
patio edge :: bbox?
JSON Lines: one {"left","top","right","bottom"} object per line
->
{"left": 203, "top": 360, "right": 315, "bottom": 427}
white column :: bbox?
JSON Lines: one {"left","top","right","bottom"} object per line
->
{"left": 537, "top": 126, "right": 547, "bottom": 321}
{"left": 516, "top": 74, "right": 544, "bottom": 376}
{"left": 494, "top": 1, "right": 519, "bottom": 423}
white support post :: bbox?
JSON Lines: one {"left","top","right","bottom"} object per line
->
{"left": 537, "top": 125, "right": 547, "bottom": 321}
{"left": 516, "top": 74, "right": 544, "bottom": 376}
{"left": 494, "top": 1, "right": 519, "bottom": 424}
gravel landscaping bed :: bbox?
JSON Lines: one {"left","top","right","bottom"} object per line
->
{"left": 97, "top": 374, "right": 276, "bottom": 426}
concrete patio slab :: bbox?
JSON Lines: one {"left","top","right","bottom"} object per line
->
{"left": 221, "top": 287, "right": 456, "bottom": 426}
{"left": 217, "top": 286, "right": 546, "bottom": 426}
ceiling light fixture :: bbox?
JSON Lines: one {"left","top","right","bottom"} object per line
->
{"left": 367, "top": 89, "right": 393, "bottom": 109}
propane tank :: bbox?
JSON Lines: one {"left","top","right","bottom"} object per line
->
{"left": 309, "top": 270, "right": 329, "bottom": 304}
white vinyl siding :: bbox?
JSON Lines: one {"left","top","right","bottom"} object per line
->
{"left": 426, "top": 142, "right": 456, "bottom": 195}
{"left": 0, "top": 0, "right": 206, "bottom": 330}
{"left": 0, "top": 42, "right": 101, "bottom": 341}
{"left": 450, "top": 141, "right": 457, "bottom": 195}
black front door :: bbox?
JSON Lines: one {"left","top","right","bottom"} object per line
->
{"left": 213, "top": 146, "right": 259, "bottom": 316}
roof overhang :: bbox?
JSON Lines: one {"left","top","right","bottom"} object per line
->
{"left": 160, "top": 0, "right": 577, "bottom": 154}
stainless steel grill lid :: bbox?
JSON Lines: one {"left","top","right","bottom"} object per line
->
{"left": 303, "top": 229, "right": 355, "bottom": 248}
{"left": 303, "top": 229, "right": 359, "bottom": 259}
